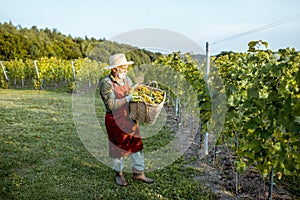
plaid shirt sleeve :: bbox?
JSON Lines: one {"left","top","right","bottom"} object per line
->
{"left": 99, "top": 76, "right": 117, "bottom": 112}
{"left": 99, "top": 75, "right": 133, "bottom": 112}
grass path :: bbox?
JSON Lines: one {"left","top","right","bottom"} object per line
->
{"left": 0, "top": 89, "right": 215, "bottom": 200}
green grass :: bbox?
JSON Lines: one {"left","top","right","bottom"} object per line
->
{"left": 0, "top": 89, "right": 215, "bottom": 200}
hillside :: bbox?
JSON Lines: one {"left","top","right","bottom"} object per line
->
{"left": 0, "top": 21, "right": 160, "bottom": 65}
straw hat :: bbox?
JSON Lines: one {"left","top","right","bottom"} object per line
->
{"left": 104, "top": 53, "right": 134, "bottom": 70}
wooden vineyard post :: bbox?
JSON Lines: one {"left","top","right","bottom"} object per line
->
{"left": 71, "top": 61, "right": 76, "bottom": 79}
{"left": 205, "top": 42, "right": 210, "bottom": 81}
{"left": 235, "top": 130, "right": 239, "bottom": 194}
{"left": 33, "top": 60, "right": 42, "bottom": 90}
{"left": 204, "top": 42, "right": 210, "bottom": 156}
{"left": 0, "top": 61, "right": 9, "bottom": 82}
{"left": 0, "top": 61, "right": 9, "bottom": 88}
{"left": 269, "top": 167, "right": 274, "bottom": 200}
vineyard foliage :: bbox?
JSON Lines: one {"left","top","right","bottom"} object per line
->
{"left": 154, "top": 53, "right": 214, "bottom": 128}
{"left": 213, "top": 41, "right": 300, "bottom": 179}
{"left": 0, "top": 40, "right": 299, "bottom": 181}
{"left": 0, "top": 57, "right": 106, "bottom": 91}
{"left": 155, "top": 41, "right": 300, "bottom": 180}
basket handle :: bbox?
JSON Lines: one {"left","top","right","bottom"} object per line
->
{"left": 148, "top": 81, "right": 158, "bottom": 89}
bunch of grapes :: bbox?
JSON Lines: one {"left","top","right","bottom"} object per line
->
{"left": 131, "top": 85, "right": 164, "bottom": 104}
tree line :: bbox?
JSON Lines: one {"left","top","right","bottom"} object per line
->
{"left": 0, "top": 21, "right": 160, "bottom": 65}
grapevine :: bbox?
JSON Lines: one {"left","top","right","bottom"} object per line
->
{"left": 1, "top": 41, "right": 299, "bottom": 187}
{"left": 154, "top": 43, "right": 299, "bottom": 193}
{"left": 213, "top": 40, "right": 300, "bottom": 179}
{"left": 0, "top": 57, "right": 106, "bottom": 91}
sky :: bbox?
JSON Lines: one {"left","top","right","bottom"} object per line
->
{"left": 1, "top": 0, "right": 300, "bottom": 55}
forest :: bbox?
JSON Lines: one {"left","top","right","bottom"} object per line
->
{"left": 0, "top": 21, "right": 160, "bottom": 65}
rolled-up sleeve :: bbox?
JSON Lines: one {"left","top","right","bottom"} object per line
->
{"left": 100, "top": 76, "right": 134, "bottom": 112}
{"left": 99, "top": 77, "right": 117, "bottom": 112}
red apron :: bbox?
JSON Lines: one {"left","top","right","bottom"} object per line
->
{"left": 105, "top": 81, "right": 143, "bottom": 158}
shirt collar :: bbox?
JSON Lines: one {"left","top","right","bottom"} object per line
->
{"left": 109, "top": 74, "right": 117, "bottom": 83}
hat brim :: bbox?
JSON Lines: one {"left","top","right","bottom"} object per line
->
{"left": 104, "top": 61, "right": 134, "bottom": 70}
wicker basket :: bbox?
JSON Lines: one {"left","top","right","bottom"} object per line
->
{"left": 129, "top": 81, "right": 166, "bottom": 124}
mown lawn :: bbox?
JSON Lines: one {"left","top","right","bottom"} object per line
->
{"left": 0, "top": 88, "right": 215, "bottom": 200}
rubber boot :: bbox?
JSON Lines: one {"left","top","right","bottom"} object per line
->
{"left": 115, "top": 171, "right": 130, "bottom": 186}
{"left": 132, "top": 168, "right": 154, "bottom": 183}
